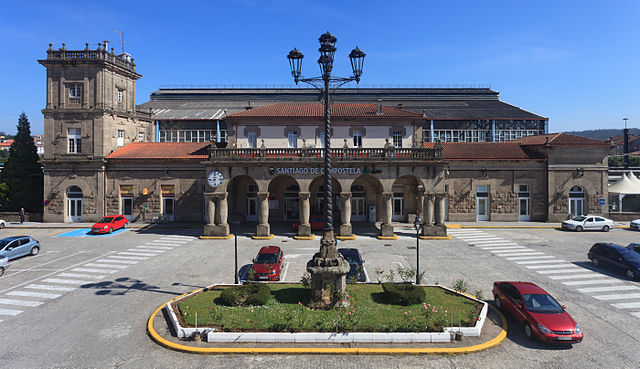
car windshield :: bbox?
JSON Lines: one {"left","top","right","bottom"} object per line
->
{"left": 0, "top": 239, "right": 10, "bottom": 248}
{"left": 339, "top": 251, "right": 359, "bottom": 264}
{"left": 97, "top": 217, "right": 114, "bottom": 223}
{"left": 522, "top": 294, "right": 564, "bottom": 314}
{"left": 572, "top": 216, "right": 586, "bottom": 221}
{"left": 255, "top": 253, "right": 278, "bottom": 264}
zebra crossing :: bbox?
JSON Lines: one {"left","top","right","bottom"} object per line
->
{"left": 448, "top": 228, "right": 640, "bottom": 320}
{"left": 0, "top": 233, "right": 196, "bottom": 322}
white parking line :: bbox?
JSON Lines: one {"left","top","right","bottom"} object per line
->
{"left": 548, "top": 274, "right": 600, "bottom": 280}
{"left": 0, "top": 308, "right": 23, "bottom": 316}
{"left": 489, "top": 248, "right": 535, "bottom": 253}
{"left": 147, "top": 242, "right": 183, "bottom": 246}
{"left": 0, "top": 251, "right": 86, "bottom": 279}
{"left": 526, "top": 264, "right": 576, "bottom": 269}
{"left": 281, "top": 262, "right": 290, "bottom": 282}
{"left": 72, "top": 267, "right": 117, "bottom": 274}
{"left": 7, "top": 291, "right": 61, "bottom": 299}
{"left": 0, "top": 298, "right": 43, "bottom": 307}
{"left": 159, "top": 238, "right": 189, "bottom": 243}
{"left": 497, "top": 252, "right": 545, "bottom": 257}
{"left": 107, "top": 255, "right": 148, "bottom": 260}
{"left": 471, "top": 241, "right": 515, "bottom": 245}
{"left": 537, "top": 268, "right": 586, "bottom": 274}
{"left": 632, "top": 312, "right": 640, "bottom": 318}
{"left": 362, "top": 265, "right": 370, "bottom": 282}
{"left": 562, "top": 279, "right": 619, "bottom": 286}
{"left": 506, "top": 256, "right": 557, "bottom": 261}
{"left": 578, "top": 285, "right": 640, "bottom": 293}
{"left": 130, "top": 248, "right": 165, "bottom": 253}
{"left": 481, "top": 246, "right": 526, "bottom": 250}
{"left": 25, "top": 284, "right": 76, "bottom": 292}
{"left": 42, "top": 278, "right": 94, "bottom": 285}
{"left": 458, "top": 236, "right": 503, "bottom": 241}
{"left": 84, "top": 263, "right": 129, "bottom": 269}
{"left": 611, "top": 301, "right": 640, "bottom": 309}
{"left": 516, "top": 259, "right": 566, "bottom": 265}
{"left": 57, "top": 273, "right": 105, "bottom": 280}
{"left": 118, "top": 251, "right": 158, "bottom": 257}
{"left": 285, "top": 254, "right": 314, "bottom": 259}
{"left": 96, "top": 259, "right": 137, "bottom": 264}
{"left": 136, "top": 246, "right": 173, "bottom": 250}
{"left": 592, "top": 293, "right": 640, "bottom": 301}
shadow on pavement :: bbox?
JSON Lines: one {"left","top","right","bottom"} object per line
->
{"left": 572, "top": 261, "right": 634, "bottom": 282}
{"left": 81, "top": 277, "right": 183, "bottom": 296}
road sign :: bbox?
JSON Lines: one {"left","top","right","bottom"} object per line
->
{"left": 598, "top": 198, "right": 606, "bottom": 205}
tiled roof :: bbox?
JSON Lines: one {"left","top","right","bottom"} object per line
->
{"left": 225, "top": 103, "right": 422, "bottom": 119}
{"left": 510, "top": 133, "right": 611, "bottom": 146}
{"left": 423, "top": 142, "right": 543, "bottom": 160}
{"left": 106, "top": 142, "right": 209, "bottom": 160}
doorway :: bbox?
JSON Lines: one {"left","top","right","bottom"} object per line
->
{"left": 476, "top": 185, "right": 489, "bottom": 221}
{"left": 246, "top": 184, "right": 258, "bottom": 221}
{"left": 518, "top": 184, "right": 530, "bottom": 221}
{"left": 66, "top": 186, "right": 83, "bottom": 222}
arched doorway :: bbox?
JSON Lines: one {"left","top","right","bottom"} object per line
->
{"left": 569, "top": 186, "right": 585, "bottom": 216}
{"left": 391, "top": 175, "right": 420, "bottom": 222}
{"left": 351, "top": 175, "right": 382, "bottom": 224}
{"left": 268, "top": 176, "right": 300, "bottom": 223}
{"left": 350, "top": 184, "right": 366, "bottom": 221}
{"left": 227, "top": 176, "right": 259, "bottom": 222}
{"left": 66, "top": 186, "right": 83, "bottom": 222}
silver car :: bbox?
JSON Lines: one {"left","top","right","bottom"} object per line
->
{"left": 0, "top": 236, "right": 40, "bottom": 260}
{"left": 0, "top": 255, "right": 9, "bottom": 276}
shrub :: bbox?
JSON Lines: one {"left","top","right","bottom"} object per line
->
{"left": 452, "top": 278, "right": 469, "bottom": 293}
{"left": 381, "top": 282, "right": 426, "bottom": 305}
{"left": 219, "top": 284, "right": 271, "bottom": 306}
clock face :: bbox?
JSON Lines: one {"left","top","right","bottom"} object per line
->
{"left": 208, "top": 170, "right": 223, "bottom": 187}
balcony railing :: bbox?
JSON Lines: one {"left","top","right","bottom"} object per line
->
{"left": 209, "top": 147, "right": 442, "bottom": 161}
{"left": 45, "top": 47, "right": 136, "bottom": 73}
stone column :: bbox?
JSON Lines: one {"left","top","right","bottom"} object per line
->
{"left": 205, "top": 192, "right": 230, "bottom": 237}
{"left": 339, "top": 192, "right": 353, "bottom": 237}
{"left": 435, "top": 194, "right": 446, "bottom": 226}
{"left": 297, "top": 192, "right": 311, "bottom": 237}
{"left": 217, "top": 192, "right": 229, "bottom": 227}
{"left": 256, "top": 192, "right": 270, "bottom": 237}
{"left": 206, "top": 196, "right": 215, "bottom": 225}
{"left": 416, "top": 185, "right": 425, "bottom": 219}
{"left": 423, "top": 194, "right": 434, "bottom": 225}
{"left": 380, "top": 192, "right": 395, "bottom": 237}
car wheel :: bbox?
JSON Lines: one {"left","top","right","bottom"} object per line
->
{"left": 108, "top": 227, "right": 113, "bottom": 234}
{"left": 123, "top": 222, "right": 127, "bottom": 229}
{"left": 575, "top": 226, "right": 583, "bottom": 232}
{"left": 524, "top": 322, "right": 533, "bottom": 339}
{"left": 0, "top": 222, "right": 4, "bottom": 229}
{"left": 494, "top": 295, "right": 502, "bottom": 309}
{"left": 0, "top": 267, "right": 4, "bottom": 276}
{"left": 30, "top": 246, "right": 39, "bottom": 256}
{"left": 602, "top": 225, "right": 610, "bottom": 232}
{"left": 592, "top": 257, "right": 600, "bottom": 266}
{"left": 627, "top": 269, "right": 637, "bottom": 280}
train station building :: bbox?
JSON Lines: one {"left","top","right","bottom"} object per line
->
{"left": 38, "top": 43, "right": 613, "bottom": 237}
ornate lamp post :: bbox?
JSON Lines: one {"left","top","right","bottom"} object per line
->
{"left": 287, "top": 32, "right": 365, "bottom": 306}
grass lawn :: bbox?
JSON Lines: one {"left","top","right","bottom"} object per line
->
{"left": 175, "top": 284, "right": 482, "bottom": 333}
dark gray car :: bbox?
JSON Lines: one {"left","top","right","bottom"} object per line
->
{"left": 588, "top": 242, "right": 640, "bottom": 280}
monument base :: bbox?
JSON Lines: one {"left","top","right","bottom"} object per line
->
{"left": 203, "top": 223, "right": 230, "bottom": 237}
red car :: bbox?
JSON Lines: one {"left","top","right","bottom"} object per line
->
{"left": 493, "top": 281, "right": 583, "bottom": 344}
{"left": 251, "top": 246, "right": 283, "bottom": 281}
{"left": 91, "top": 215, "right": 128, "bottom": 234}
{"left": 292, "top": 216, "right": 324, "bottom": 231}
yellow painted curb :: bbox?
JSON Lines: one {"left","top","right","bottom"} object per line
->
{"left": 419, "top": 235, "right": 452, "bottom": 240}
{"left": 376, "top": 234, "right": 398, "bottom": 240}
{"left": 293, "top": 235, "right": 315, "bottom": 240}
{"left": 336, "top": 234, "right": 357, "bottom": 240}
{"left": 252, "top": 234, "right": 274, "bottom": 240}
{"left": 147, "top": 289, "right": 508, "bottom": 355}
{"left": 199, "top": 234, "right": 234, "bottom": 240}
{"left": 446, "top": 224, "right": 463, "bottom": 228}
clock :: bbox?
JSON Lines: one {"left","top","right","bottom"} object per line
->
{"left": 207, "top": 170, "right": 223, "bottom": 188}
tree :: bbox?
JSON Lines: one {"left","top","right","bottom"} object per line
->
{"left": 0, "top": 113, "right": 43, "bottom": 212}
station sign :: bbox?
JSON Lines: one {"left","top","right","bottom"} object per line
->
{"left": 269, "top": 167, "right": 362, "bottom": 176}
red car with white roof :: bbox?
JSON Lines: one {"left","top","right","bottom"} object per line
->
{"left": 493, "top": 281, "right": 583, "bottom": 344}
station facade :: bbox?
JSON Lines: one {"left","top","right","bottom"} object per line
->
{"left": 39, "top": 43, "right": 613, "bottom": 237}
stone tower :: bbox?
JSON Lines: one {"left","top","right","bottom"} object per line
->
{"left": 38, "top": 42, "right": 153, "bottom": 223}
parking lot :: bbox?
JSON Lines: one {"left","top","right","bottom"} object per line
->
{"left": 0, "top": 223, "right": 639, "bottom": 368}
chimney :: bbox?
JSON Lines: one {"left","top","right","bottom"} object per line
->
{"left": 244, "top": 100, "right": 253, "bottom": 110}
{"left": 397, "top": 103, "right": 403, "bottom": 109}
{"left": 377, "top": 99, "right": 382, "bottom": 115}
{"left": 103, "top": 41, "right": 109, "bottom": 50}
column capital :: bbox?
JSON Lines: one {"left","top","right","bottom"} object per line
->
{"left": 340, "top": 191, "right": 352, "bottom": 200}
{"left": 211, "top": 191, "right": 228, "bottom": 200}
{"left": 382, "top": 192, "right": 393, "bottom": 200}
{"left": 257, "top": 192, "right": 269, "bottom": 200}
{"left": 298, "top": 191, "right": 310, "bottom": 200}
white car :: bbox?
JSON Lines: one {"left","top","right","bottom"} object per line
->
{"left": 0, "top": 219, "right": 5, "bottom": 229}
{"left": 0, "top": 255, "right": 9, "bottom": 276}
{"left": 562, "top": 215, "right": 614, "bottom": 232}
{"left": 631, "top": 219, "right": 640, "bottom": 231}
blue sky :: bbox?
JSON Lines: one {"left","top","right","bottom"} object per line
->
{"left": 1, "top": 0, "right": 638, "bottom": 135}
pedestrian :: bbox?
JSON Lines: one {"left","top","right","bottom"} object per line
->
{"left": 414, "top": 210, "right": 422, "bottom": 228}
{"left": 19, "top": 207, "right": 25, "bottom": 224}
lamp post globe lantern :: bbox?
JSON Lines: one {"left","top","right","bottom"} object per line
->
{"left": 287, "top": 32, "right": 365, "bottom": 307}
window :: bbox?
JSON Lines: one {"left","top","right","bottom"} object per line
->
{"left": 392, "top": 131, "right": 402, "bottom": 147}
{"left": 68, "top": 84, "right": 82, "bottom": 104}
{"left": 117, "top": 89, "right": 123, "bottom": 103}
{"left": 137, "top": 131, "right": 144, "bottom": 142}
{"left": 288, "top": 131, "right": 298, "bottom": 148}
{"left": 248, "top": 131, "right": 257, "bottom": 148}
{"left": 353, "top": 131, "right": 362, "bottom": 147}
{"left": 318, "top": 132, "right": 325, "bottom": 148}
{"left": 68, "top": 128, "right": 81, "bottom": 153}
{"left": 117, "top": 130, "right": 124, "bottom": 146}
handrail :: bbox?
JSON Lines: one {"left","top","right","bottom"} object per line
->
{"left": 209, "top": 147, "right": 441, "bottom": 161}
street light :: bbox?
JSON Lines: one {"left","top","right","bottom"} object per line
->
{"left": 287, "top": 32, "right": 365, "bottom": 247}
{"left": 414, "top": 214, "right": 422, "bottom": 285}
{"left": 288, "top": 32, "right": 365, "bottom": 305}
